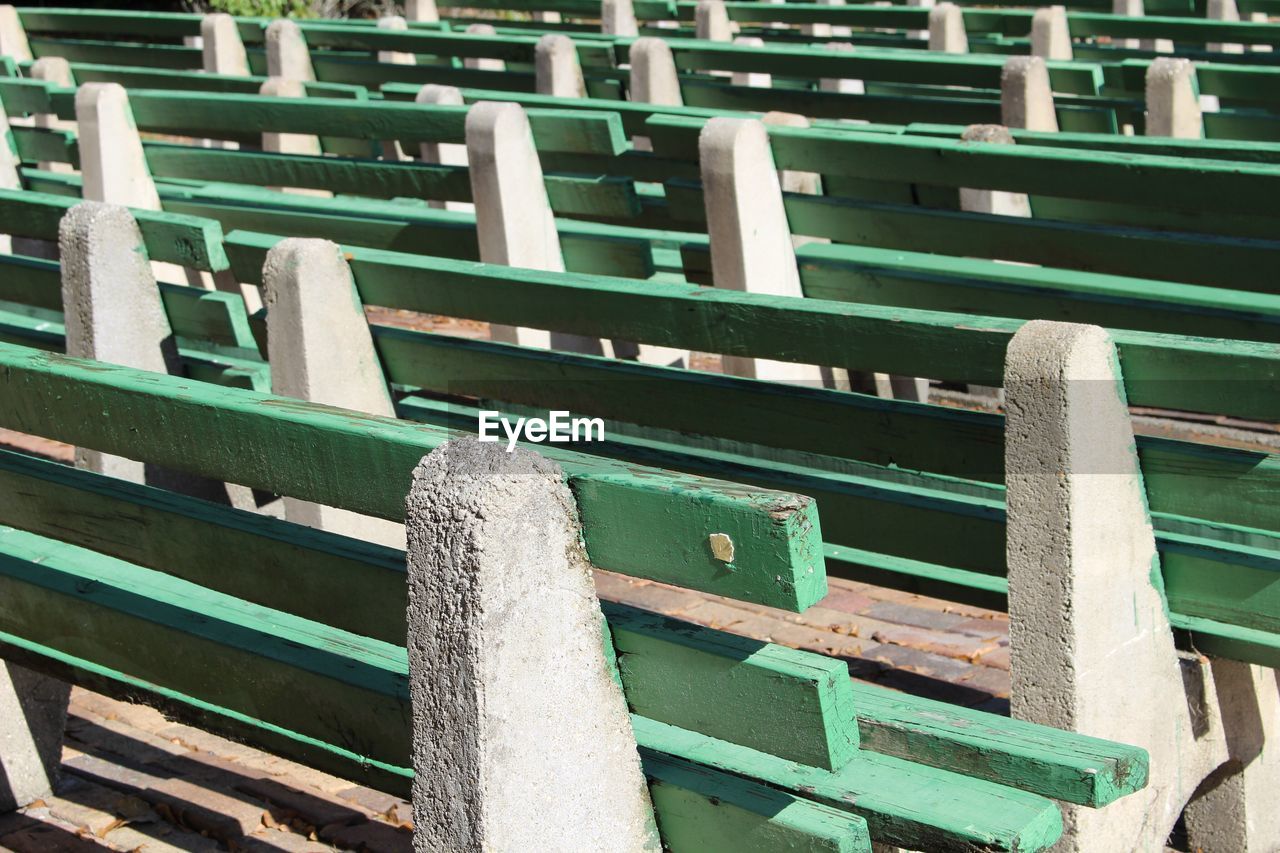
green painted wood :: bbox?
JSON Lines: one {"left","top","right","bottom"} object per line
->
{"left": 28, "top": 38, "right": 202, "bottom": 70}
{"left": 0, "top": 78, "right": 56, "bottom": 116}
{"left": 0, "top": 342, "right": 824, "bottom": 611}
{"left": 642, "top": 752, "right": 872, "bottom": 853}
{"left": 0, "top": 255, "right": 60, "bottom": 311}
{"left": 225, "top": 230, "right": 1280, "bottom": 420}
{"left": 17, "top": 9, "right": 203, "bottom": 38}
{"left": 64, "top": 61, "right": 367, "bottom": 100}
{"left": 849, "top": 682, "right": 1148, "bottom": 808}
{"left": 796, "top": 242, "right": 1280, "bottom": 343}
{"left": 0, "top": 187, "right": 229, "bottom": 272}
{"left": 111, "top": 90, "right": 626, "bottom": 156}
{"left": 634, "top": 716, "right": 1065, "bottom": 852}
{"left": 606, "top": 602, "right": 859, "bottom": 770}
{"left": 0, "top": 523, "right": 412, "bottom": 767}
{"left": 0, "top": 626, "right": 413, "bottom": 796}
{"left": 0, "top": 448, "right": 405, "bottom": 643}
{"left": 10, "top": 125, "right": 77, "bottom": 167}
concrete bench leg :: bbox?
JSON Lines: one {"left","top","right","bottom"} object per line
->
{"left": 376, "top": 17, "right": 416, "bottom": 161}
{"left": 1030, "top": 6, "right": 1072, "bottom": 60}
{"left": 0, "top": 661, "right": 69, "bottom": 813}
{"left": 1002, "top": 57, "right": 1058, "bottom": 132}
{"left": 696, "top": 0, "right": 733, "bottom": 41}
{"left": 731, "top": 37, "right": 771, "bottom": 87}
{"left": 202, "top": 13, "right": 250, "bottom": 76}
{"left": 1004, "top": 319, "right": 1280, "bottom": 851}
{"left": 820, "top": 43, "right": 865, "bottom": 97}
{"left": 699, "top": 118, "right": 827, "bottom": 386}
{"left": 603, "top": 0, "right": 640, "bottom": 36}
{"left": 1146, "top": 57, "right": 1203, "bottom": 139}
{"left": 1206, "top": 0, "right": 1245, "bottom": 54}
{"left": 415, "top": 85, "right": 472, "bottom": 212}
{"left": 30, "top": 57, "right": 75, "bottom": 175}
{"left": 928, "top": 3, "right": 968, "bottom": 53}
{"left": 463, "top": 23, "right": 505, "bottom": 70}
{"left": 407, "top": 0, "right": 439, "bottom": 22}
{"left": 0, "top": 5, "right": 31, "bottom": 62}
{"left": 262, "top": 238, "right": 406, "bottom": 549}
{"left": 259, "top": 77, "right": 329, "bottom": 201}
{"left": 465, "top": 101, "right": 608, "bottom": 356}
{"left": 59, "top": 202, "right": 258, "bottom": 507}
{"left": 266, "top": 19, "right": 315, "bottom": 82}
{"left": 406, "top": 439, "right": 658, "bottom": 852}
{"left": 535, "top": 34, "right": 585, "bottom": 98}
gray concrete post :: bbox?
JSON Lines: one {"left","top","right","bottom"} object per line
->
{"left": 406, "top": 0, "right": 440, "bottom": 22}
{"left": 819, "top": 43, "right": 865, "bottom": 96}
{"left": 904, "top": 0, "right": 934, "bottom": 40}
{"left": 1001, "top": 57, "right": 1059, "bottom": 132}
{"left": 463, "top": 23, "right": 505, "bottom": 70}
{"left": 1207, "top": 0, "right": 1244, "bottom": 53}
{"left": 415, "top": 85, "right": 472, "bottom": 212}
{"left": 958, "top": 125, "right": 1031, "bottom": 216}
{"left": 1146, "top": 57, "right": 1202, "bottom": 138}
{"left": 0, "top": 661, "right": 68, "bottom": 813}
{"left": 30, "top": 58, "right": 75, "bottom": 174}
{"left": 75, "top": 83, "right": 162, "bottom": 211}
{"left": 533, "top": 9, "right": 563, "bottom": 22}
{"left": 603, "top": 0, "right": 640, "bottom": 36}
{"left": 466, "top": 101, "right": 604, "bottom": 354}
{"left": 266, "top": 19, "right": 315, "bottom": 82}
{"left": 629, "top": 38, "right": 683, "bottom": 105}
{"left": 731, "top": 37, "right": 771, "bottom": 87}
{"left": 259, "top": 77, "right": 330, "bottom": 199}
{"left": 377, "top": 15, "right": 416, "bottom": 65}
{"left": 535, "top": 34, "right": 585, "bottom": 97}
{"left": 406, "top": 439, "right": 658, "bottom": 852}
{"left": 1114, "top": 0, "right": 1174, "bottom": 50}
{"left": 699, "top": 117, "right": 824, "bottom": 384}
{"left": 1004, "top": 319, "right": 1280, "bottom": 851}
{"left": 201, "top": 13, "right": 250, "bottom": 76}
{"left": 262, "top": 238, "right": 405, "bottom": 548}
{"left": 0, "top": 5, "right": 31, "bottom": 62}
{"left": 928, "top": 3, "right": 968, "bottom": 53}
{"left": 1030, "top": 5, "right": 1072, "bottom": 60}
{"left": 695, "top": 0, "right": 733, "bottom": 40}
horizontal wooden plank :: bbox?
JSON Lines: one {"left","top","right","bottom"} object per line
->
{"left": 607, "top": 602, "right": 858, "bottom": 770}
{"left": 0, "top": 342, "right": 824, "bottom": 611}
{"left": 642, "top": 751, "right": 872, "bottom": 853}
{"left": 635, "top": 716, "right": 1064, "bottom": 852}
{"left": 849, "top": 682, "right": 1148, "bottom": 808}
{"left": 29, "top": 37, "right": 202, "bottom": 70}
{"left": 17, "top": 9, "right": 203, "bottom": 38}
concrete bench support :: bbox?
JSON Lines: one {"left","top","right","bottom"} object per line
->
{"left": 820, "top": 43, "right": 865, "bottom": 96}
{"left": 406, "top": 439, "right": 657, "bottom": 852}
{"left": 928, "top": 3, "right": 968, "bottom": 53}
{"left": 699, "top": 118, "right": 825, "bottom": 385}
{"left": 0, "top": 661, "right": 69, "bottom": 813}
{"left": 376, "top": 15, "right": 416, "bottom": 65}
{"left": 1146, "top": 57, "right": 1202, "bottom": 139}
{"left": 535, "top": 34, "right": 586, "bottom": 98}
{"left": 415, "top": 85, "right": 471, "bottom": 212}
{"left": 1005, "top": 319, "right": 1280, "bottom": 852}
{"left": 466, "top": 101, "right": 604, "bottom": 355}
{"left": 630, "top": 38, "right": 683, "bottom": 106}
{"left": 1207, "top": 0, "right": 1244, "bottom": 53}
{"left": 696, "top": 0, "right": 733, "bottom": 40}
{"left": 1114, "top": 0, "right": 1174, "bottom": 50}
{"left": 603, "top": 0, "right": 640, "bottom": 36}
{"left": 30, "top": 58, "right": 75, "bottom": 174}
{"left": 1030, "top": 5, "right": 1072, "bottom": 60}
{"left": 0, "top": 5, "right": 31, "bottom": 61}
{"left": 262, "top": 238, "right": 405, "bottom": 548}
{"left": 1001, "top": 57, "right": 1058, "bottom": 132}
{"left": 464, "top": 23, "right": 505, "bottom": 69}
{"left": 259, "top": 77, "right": 329, "bottom": 200}
{"left": 201, "top": 13, "right": 250, "bottom": 76}
{"left": 407, "top": 0, "right": 439, "bottom": 22}
{"left": 731, "top": 37, "right": 771, "bottom": 87}
{"left": 266, "top": 19, "right": 315, "bottom": 82}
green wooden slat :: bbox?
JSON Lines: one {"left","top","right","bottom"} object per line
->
{"left": 17, "top": 9, "right": 202, "bottom": 38}
{"left": 797, "top": 242, "right": 1280, "bottom": 343}
{"left": 0, "top": 78, "right": 55, "bottom": 115}
{"left": 607, "top": 602, "right": 858, "bottom": 770}
{"left": 0, "top": 255, "right": 60, "bottom": 312}
{"left": 114, "top": 90, "right": 626, "bottom": 156}
{"left": 1169, "top": 612, "right": 1280, "bottom": 668}
{"left": 642, "top": 752, "right": 872, "bottom": 853}
{"left": 28, "top": 38, "right": 202, "bottom": 70}
{"left": 0, "top": 342, "right": 824, "bottom": 611}
{"left": 849, "top": 682, "right": 1147, "bottom": 808}
{"left": 0, "top": 524, "right": 412, "bottom": 768}
{"left": 634, "top": 717, "right": 1064, "bottom": 852}
{"left": 64, "top": 61, "right": 368, "bottom": 100}
{"left": 10, "top": 125, "right": 77, "bottom": 167}
{"left": 0, "top": 626, "right": 412, "bottom": 796}
{"left": 225, "top": 230, "right": 1280, "bottom": 420}
{"left": 0, "top": 187, "right": 229, "bottom": 272}
{"left": 0, "top": 448, "right": 406, "bottom": 644}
